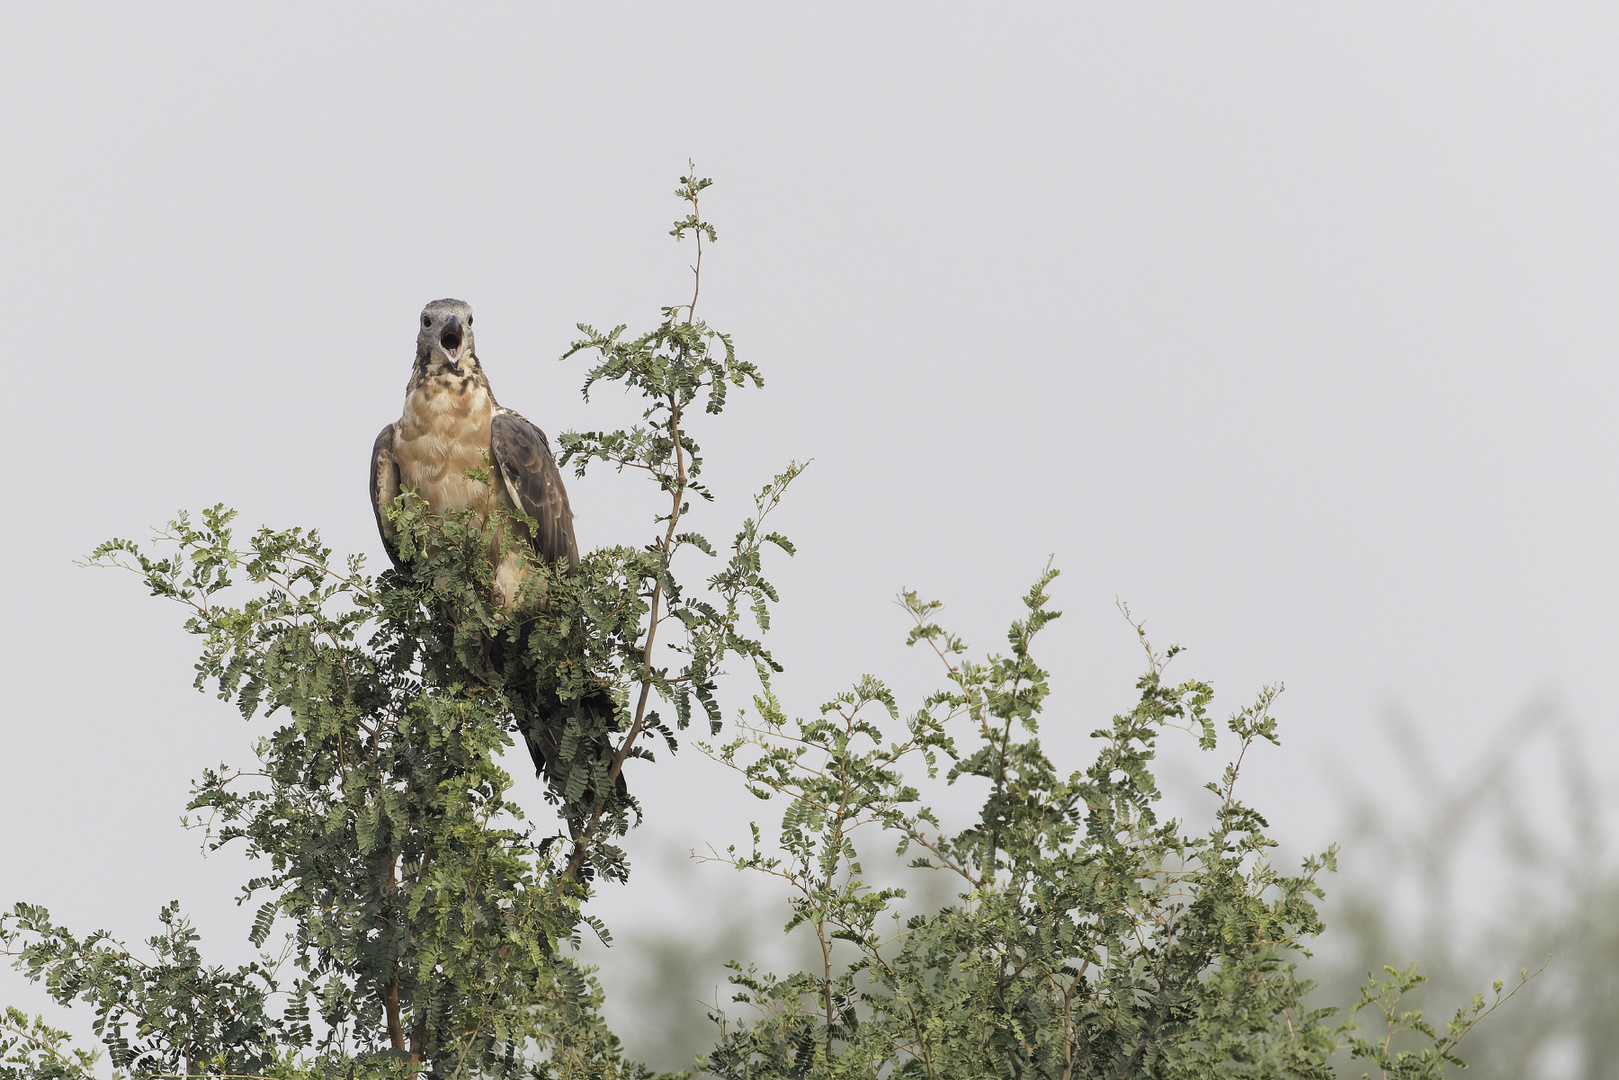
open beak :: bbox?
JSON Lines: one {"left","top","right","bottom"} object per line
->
{"left": 439, "top": 315, "right": 464, "bottom": 368}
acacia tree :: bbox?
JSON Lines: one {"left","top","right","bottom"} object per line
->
{"left": 2, "top": 169, "right": 789, "bottom": 1080}
{"left": 3, "top": 172, "right": 1523, "bottom": 1080}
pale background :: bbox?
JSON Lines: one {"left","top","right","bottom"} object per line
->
{"left": 3, "top": 4, "right": 1616, "bottom": 1073}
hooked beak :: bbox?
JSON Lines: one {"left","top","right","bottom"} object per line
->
{"left": 439, "top": 314, "right": 464, "bottom": 368}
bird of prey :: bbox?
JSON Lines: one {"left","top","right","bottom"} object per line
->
{"left": 370, "top": 298, "right": 612, "bottom": 795}
{"left": 369, "top": 298, "right": 578, "bottom": 610}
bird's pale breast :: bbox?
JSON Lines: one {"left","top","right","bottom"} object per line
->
{"left": 393, "top": 373, "right": 533, "bottom": 608}
{"left": 395, "top": 376, "right": 499, "bottom": 518}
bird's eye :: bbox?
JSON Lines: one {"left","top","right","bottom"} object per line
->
{"left": 466, "top": 316, "right": 473, "bottom": 326}
{"left": 422, "top": 315, "right": 431, "bottom": 328}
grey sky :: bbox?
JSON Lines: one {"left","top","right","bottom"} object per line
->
{"left": 3, "top": 4, "right": 1617, "bottom": 1067}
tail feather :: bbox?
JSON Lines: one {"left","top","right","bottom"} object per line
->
{"left": 485, "top": 605, "right": 626, "bottom": 808}
{"left": 518, "top": 685, "right": 626, "bottom": 802}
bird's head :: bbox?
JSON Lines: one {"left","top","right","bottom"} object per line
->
{"left": 416, "top": 298, "right": 476, "bottom": 375}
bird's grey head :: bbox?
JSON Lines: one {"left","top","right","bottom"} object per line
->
{"left": 416, "top": 298, "right": 475, "bottom": 375}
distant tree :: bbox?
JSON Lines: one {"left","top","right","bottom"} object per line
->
{"left": 2, "top": 172, "right": 1522, "bottom": 1080}
{"left": 1314, "top": 702, "right": 1609, "bottom": 1078}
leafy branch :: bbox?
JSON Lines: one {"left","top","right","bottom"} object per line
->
{"left": 555, "top": 166, "right": 800, "bottom": 880}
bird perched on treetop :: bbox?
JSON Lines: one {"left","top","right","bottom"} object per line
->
{"left": 370, "top": 299, "right": 617, "bottom": 798}
{"left": 369, "top": 298, "right": 578, "bottom": 608}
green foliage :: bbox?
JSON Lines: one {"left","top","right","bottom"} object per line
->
{"left": 0, "top": 170, "right": 1518, "bottom": 1079}
{"left": 1337, "top": 965, "right": 1528, "bottom": 1080}
{"left": 1, "top": 1007, "right": 99, "bottom": 1080}
{"left": 698, "top": 571, "right": 1524, "bottom": 1078}
{"left": 549, "top": 163, "right": 799, "bottom": 879}
{"left": 3, "top": 901, "right": 282, "bottom": 1077}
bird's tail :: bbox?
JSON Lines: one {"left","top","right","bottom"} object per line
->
{"left": 514, "top": 681, "right": 627, "bottom": 806}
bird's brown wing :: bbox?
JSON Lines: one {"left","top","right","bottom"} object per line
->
{"left": 368, "top": 422, "right": 405, "bottom": 572}
{"left": 490, "top": 409, "right": 580, "bottom": 570}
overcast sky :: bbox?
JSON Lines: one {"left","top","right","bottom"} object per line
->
{"left": 4, "top": 3, "right": 1617, "bottom": 1068}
